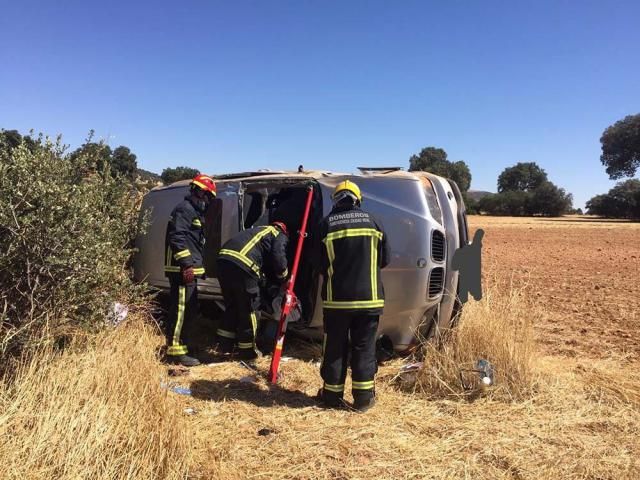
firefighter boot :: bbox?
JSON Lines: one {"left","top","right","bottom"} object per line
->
{"left": 168, "top": 354, "right": 201, "bottom": 367}
{"left": 238, "top": 348, "right": 262, "bottom": 361}
{"left": 217, "top": 337, "right": 235, "bottom": 355}
{"left": 353, "top": 390, "right": 376, "bottom": 412}
{"left": 317, "top": 388, "right": 346, "bottom": 409}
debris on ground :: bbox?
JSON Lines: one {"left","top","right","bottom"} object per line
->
{"left": 239, "top": 361, "right": 259, "bottom": 372}
{"left": 400, "top": 362, "right": 424, "bottom": 373}
{"left": 106, "top": 302, "right": 128, "bottom": 326}
{"left": 476, "top": 359, "right": 495, "bottom": 386}
{"left": 170, "top": 386, "right": 192, "bottom": 396}
{"left": 459, "top": 359, "right": 495, "bottom": 390}
{"left": 395, "top": 361, "right": 423, "bottom": 384}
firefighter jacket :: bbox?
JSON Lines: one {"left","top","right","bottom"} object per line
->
{"left": 218, "top": 225, "right": 289, "bottom": 280}
{"left": 317, "top": 205, "right": 390, "bottom": 313}
{"left": 164, "top": 196, "right": 207, "bottom": 278}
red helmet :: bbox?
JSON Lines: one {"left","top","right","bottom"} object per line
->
{"left": 272, "top": 221, "right": 288, "bottom": 236}
{"left": 190, "top": 174, "right": 216, "bottom": 196}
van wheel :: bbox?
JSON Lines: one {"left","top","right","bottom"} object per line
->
{"left": 418, "top": 307, "right": 439, "bottom": 342}
{"left": 449, "top": 297, "right": 464, "bottom": 329}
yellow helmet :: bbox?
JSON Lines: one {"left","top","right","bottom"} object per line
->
{"left": 332, "top": 180, "right": 362, "bottom": 203}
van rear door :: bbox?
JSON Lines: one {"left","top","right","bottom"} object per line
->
{"left": 202, "top": 181, "right": 241, "bottom": 286}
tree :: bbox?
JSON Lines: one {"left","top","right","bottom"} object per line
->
{"left": 111, "top": 146, "right": 137, "bottom": 179}
{"left": 67, "top": 131, "right": 138, "bottom": 180}
{"left": 449, "top": 161, "right": 472, "bottom": 193}
{"left": 478, "top": 191, "right": 530, "bottom": 216}
{"left": 408, "top": 147, "right": 472, "bottom": 191}
{"left": 497, "top": 162, "right": 548, "bottom": 193}
{"left": 478, "top": 170, "right": 573, "bottom": 217}
{"left": 526, "top": 181, "right": 573, "bottom": 216}
{"left": 462, "top": 192, "right": 478, "bottom": 214}
{"left": 484, "top": 162, "right": 573, "bottom": 217}
{"left": 585, "top": 194, "right": 608, "bottom": 216}
{"left": 1, "top": 129, "right": 38, "bottom": 152}
{"left": 0, "top": 129, "right": 24, "bottom": 150}
{"left": 586, "top": 179, "right": 640, "bottom": 218}
{"left": 161, "top": 166, "right": 200, "bottom": 184}
{"left": 600, "top": 114, "right": 640, "bottom": 179}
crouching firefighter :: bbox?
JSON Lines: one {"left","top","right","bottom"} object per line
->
{"left": 164, "top": 174, "right": 216, "bottom": 367}
{"left": 317, "top": 180, "right": 390, "bottom": 411}
{"left": 216, "top": 222, "right": 289, "bottom": 360}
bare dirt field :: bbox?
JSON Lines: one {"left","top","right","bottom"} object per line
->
{"left": 468, "top": 215, "right": 640, "bottom": 361}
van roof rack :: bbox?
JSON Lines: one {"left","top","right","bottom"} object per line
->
{"left": 214, "top": 170, "right": 286, "bottom": 180}
{"left": 357, "top": 166, "right": 404, "bottom": 174}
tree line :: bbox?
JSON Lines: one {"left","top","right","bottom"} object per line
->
{"left": 0, "top": 129, "right": 204, "bottom": 187}
{"left": 408, "top": 147, "right": 574, "bottom": 216}
{"left": 6, "top": 111, "right": 638, "bottom": 219}
{"left": 408, "top": 112, "right": 639, "bottom": 218}
{"left": 585, "top": 114, "right": 640, "bottom": 219}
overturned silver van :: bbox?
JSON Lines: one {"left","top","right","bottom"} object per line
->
{"left": 133, "top": 168, "right": 469, "bottom": 352}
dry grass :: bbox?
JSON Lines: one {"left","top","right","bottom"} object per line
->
{"left": 412, "top": 283, "right": 537, "bottom": 401}
{"left": 0, "top": 317, "right": 193, "bottom": 480}
{"left": 178, "top": 284, "right": 639, "bottom": 479}
{"left": 1, "top": 286, "right": 639, "bottom": 479}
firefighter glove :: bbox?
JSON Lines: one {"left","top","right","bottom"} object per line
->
{"left": 182, "top": 266, "right": 195, "bottom": 284}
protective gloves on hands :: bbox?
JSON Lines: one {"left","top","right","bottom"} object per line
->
{"left": 182, "top": 266, "right": 195, "bottom": 284}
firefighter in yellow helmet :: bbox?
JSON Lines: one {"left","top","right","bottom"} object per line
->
{"left": 164, "top": 174, "right": 216, "bottom": 367}
{"left": 316, "top": 180, "right": 390, "bottom": 411}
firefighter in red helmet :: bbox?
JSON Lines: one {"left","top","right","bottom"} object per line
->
{"left": 164, "top": 174, "right": 216, "bottom": 366}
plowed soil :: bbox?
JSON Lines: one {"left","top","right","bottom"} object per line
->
{"left": 469, "top": 215, "right": 640, "bottom": 360}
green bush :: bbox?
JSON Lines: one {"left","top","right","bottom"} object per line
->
{"left": 0, "top": 131, "right": 148, "bottom": 360}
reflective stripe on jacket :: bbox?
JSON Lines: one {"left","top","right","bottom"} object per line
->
{"left": 217, "top": 225, "right": 288, "bottom": 279}
{"left": 318, "top": 205, "right": 390, "bottom": 313}
{"left": 164, "top": 197, "right": 206, "bottom": 278}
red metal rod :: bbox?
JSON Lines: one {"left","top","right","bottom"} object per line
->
{"left": 268, "top": 185, "right": 314, "bottom": 383}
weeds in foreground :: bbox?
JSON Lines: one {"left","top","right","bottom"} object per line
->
{"left": 0, "top": 317, "right": 192, "bottom": 480}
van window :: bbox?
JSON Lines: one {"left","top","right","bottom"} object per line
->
{"left": 243, "top": 191, "right": 265, "bottom": 228}
{"left": 421, "top": 178, "right": 443, "bottom": 223}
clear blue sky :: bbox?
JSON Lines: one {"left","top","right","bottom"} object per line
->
{"left": 2, "top": 1, "right": 639, "bottom": 208}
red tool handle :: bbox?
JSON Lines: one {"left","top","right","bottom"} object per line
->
{"left": 268, "top": 185, "right": 314, "bottom": 383}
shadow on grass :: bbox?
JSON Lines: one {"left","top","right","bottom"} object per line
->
{"left": 190, "top": 378, "right": 318, "bottom": 408}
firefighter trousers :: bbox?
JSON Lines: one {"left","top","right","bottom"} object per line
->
{"left": 321, "top": 311, "right": 378, "bottom": 402}
{"left": 166, "top": 276, "right": 198, "bottom": 356}
{"left": 216, "top": 259, "right": 261, "bottom": 353}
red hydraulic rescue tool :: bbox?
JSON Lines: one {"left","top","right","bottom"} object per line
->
{"left": 268, "top": 184, "right": 314, "bottom": 383}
